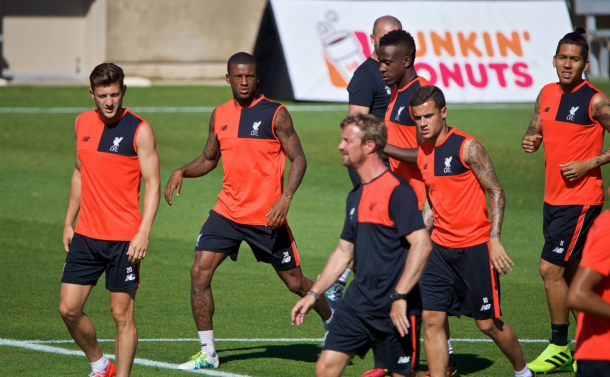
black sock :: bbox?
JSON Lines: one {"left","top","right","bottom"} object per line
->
{"left": 551, "top": 322, "right": 569, "bottom": 346}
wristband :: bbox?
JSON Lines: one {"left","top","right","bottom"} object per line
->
{"left": 306, "top": 290, "right": 320, "bottom": 302}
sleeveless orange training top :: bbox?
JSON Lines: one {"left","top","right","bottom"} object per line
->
{"left": 385, "top": 76, "right": 429, "bottom": 210}
{"left": 212, "top": 96, "right": 286, "bottom": 225}
{"left": 75, "top": 109, "right": 145, "bottom": 241}
{"left": 418, "top": 127, "right": 491, "bottom": 248}
{"left": 540, "top": 81, "right": 605, "bottom": 206}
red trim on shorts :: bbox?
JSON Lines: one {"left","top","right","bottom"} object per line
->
{"left": 410, "top": 315, "right": 417, "bottom": 373}
{"left": 136, "top": 261, "right": 141, "bottom": 289}
{"left": 488, "top": 244, "right": 501, "bottom": 318}
{"left": 285, "top": 224, "right": 300, "bottom": 267}
{"left": 565, "top": 205, "right": 588, "bottom": 261}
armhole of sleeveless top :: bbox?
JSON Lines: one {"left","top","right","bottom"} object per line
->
{"left": 270, "top": 105, "right": 285, "bottom": 140}
{"left": 132, "top": 121, "right": 145, "bottom": 155}
{"left": 589, "top": 92, "right": 603, "bottom": 126}
{"left": 459, "top": 136, "right": 471, "bottom": 170}
{"left": 75, "top": 114, "right": 82, "bottom": 139}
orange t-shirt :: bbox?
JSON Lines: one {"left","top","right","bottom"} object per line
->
{"left": 574, "top": 210, "right": 610, "bottom": 361}
{"left": 417, "top": 128, "right": 491, "bottom": 248}
{"left": 540, "top": 81, "right": 605, "bottom": 206}
{"left": 212, "top": 96, "right": 286, "bottom": 225}
{"left": 385, "top": 76, "right": 429, "bottom": 210}
{"left": 75, "top": 109, "right": 144, "bottom": 241}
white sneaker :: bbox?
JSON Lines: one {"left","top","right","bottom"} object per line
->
{"left": 177, "top": 351, "right": 219, "bottom": 370}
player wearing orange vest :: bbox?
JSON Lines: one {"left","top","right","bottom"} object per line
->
{"left": 522, "top": 28, "right": 610, "bottom": 374}
{"left": 413, "top": 86, "right": 532, "bottom": 377}
{"left": 378, "top": 30, "right": 459, "bottom": 377}
{"left": 164, "top": 52, "right": 334, "bottom": 370}
{"left": 60, "top": 63, "right": 161, "bottom": 377}
{"left": 567, "top": 181, "right": 610, "bottom": 377}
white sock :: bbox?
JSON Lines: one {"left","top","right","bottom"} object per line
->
{"left": 91, "top": 355, "right": 109, "bottom": 373}
{"left": 198, "top": 330, "right": 216, "bottom": 356}
{"left": 338, "top": 269, "right": 351, "bottom": 284}
{"left": 515, "top": 365, "right": 532, "bottom": 377}
{"left": 448, "top": 338, "right": 454, "bottom": 354}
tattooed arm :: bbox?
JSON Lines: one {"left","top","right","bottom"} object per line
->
{"left": 463, "top": 138, "right": 513, "bottom": 275}
{"left": 266, "top": 106, "right": 307, "bottom": 229}
{"left": 560, "top": 93, "right": 610, "bottom": 181}
{"left": 522, "top": 90, "right": 543, "bottom": 153}
{"left": 164, "top": 109, "right": 221, "bottom": 205}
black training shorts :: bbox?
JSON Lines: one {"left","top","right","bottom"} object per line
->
{"left": 61, "top": 233, "right": 139, "bottom": 291}
{"left": 195, "top": 210, "right": 300, "bottom": 271}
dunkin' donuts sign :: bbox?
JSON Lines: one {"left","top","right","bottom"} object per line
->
{"left": 270, "top": 0, "right": 573, "bottom": 103}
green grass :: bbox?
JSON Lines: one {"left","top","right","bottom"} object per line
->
{"left": 1, "top": 82, "right": 609, "bottom": 376}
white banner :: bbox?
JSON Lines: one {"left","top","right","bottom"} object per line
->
{"left": 270, "top": 0, "right": 573, "bottom": 103}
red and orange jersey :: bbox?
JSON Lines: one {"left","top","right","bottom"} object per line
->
{"left": 212, "top": 96, "right": 286, "bottom": 225}
{"left": 385, "top": 76, "right": 429, "bottom": 210}
{"left": 574, "top": 210, "right": 610, "bottom": 361}
{"left": 418, "top": 128, "right": 491, "bottom": 248}
{"left": 540, "top": 81, "right": 605, "bottom": 206}
{"left": 75, "top": 109, "right": 145, "bottom": 241}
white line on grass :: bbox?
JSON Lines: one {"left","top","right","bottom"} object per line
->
{"left": 0, "top": 338, "right": 252, "bottom": 377}
{"left": 0, "top": 103, "right": 531, "bottom": 114}
{"left": 28, "top": 337, "right": 551, "bottom": 344}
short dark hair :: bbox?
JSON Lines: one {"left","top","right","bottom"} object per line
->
{"left": 556, "top": 27, "right": 589, "bottom": 60}
{"left": 340, "top": 114, "right": 387, "bottom": 157}
{"left": 227, "top": 52, "right": 258, "bottom": 75}
{"left": 379, "top": 29, "right": 416, "bottom": 61}
{"left": 410, "top": 85, "right": 446, "bottom": 110}
{"left": 89, "top": 63, "right": 124, "bottom": 88}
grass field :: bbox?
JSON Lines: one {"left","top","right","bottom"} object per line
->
{"left": 1, "top": 82, "right": 609, "bottom": 377}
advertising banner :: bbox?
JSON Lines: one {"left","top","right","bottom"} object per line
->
{"left": 268, "top": 0, "right": 573, "bottom": 103}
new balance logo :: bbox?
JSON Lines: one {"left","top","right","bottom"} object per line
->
{"left": 125, "top": 274, "right": 136, "bottom": 282}
{"left": 281, "top": 251, "right": 291, "bottom": 264}
{"left": 221, "top": 125, "right": 228, "bottom": 131}
{"left": 251, "top": 121, "right": 262, "bottom": 136}
{"left": 544, "top": 107, "right": 550, "bottom": 112}
{"left": 444, "top": 156, "right": 453, "bottom": 173}
{"left": 566, "top": 106, "right": 579, "bottom": 121}
{"left": 110, "top": 136, "right": 123, "bottom": 152}
{"left": 349, "top": 208, "right": 355, "bottom": 220}
{"left": 395, "top": 106, "right": 405, "bottom": 121}
{"left": 81, "top": 136, "right": 90, "bottom": 142}
{"left": 196, "top": 234, "right": 202, "bottom": 247}
{"left": 369, "top": 202, "right": 377, "bottom": 211}
{"left": 480, "top": 304, "right": 491, "bottom": 311}
{"left": 397, "top": 356, "right": 411, "bottom": 364}
{"left": 552, "top": 247, "right": 564, "bottom": 254}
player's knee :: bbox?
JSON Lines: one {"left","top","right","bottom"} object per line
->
{"left": 58, "top": 302, "right": 82, "bottom": 323}
{"left": 539, "top": 261, "right": 563, "bottom": 282}
{"left": 285, "top": 278, "right": 306, "bottom": 296}
{"left": 315, "top": 360, "right": 334, "bottom": 377}
{"left": 422, "top": 311, "right": 444, "bottom": 330}
{"left": 110, "top": 306, "right": 134, "bottom": 327}
{"left": 191, "top": 264, "right": 213, "bottom": 286}
{"left": 475, "top": 318, "right": 498, "bottom": 336}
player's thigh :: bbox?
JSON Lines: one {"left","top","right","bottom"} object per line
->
{"left": 453, "top": 242, "right": 501, "bottom": 320}
{"left": 104, "top": 240, "right": 139, "bottom": 292}
{"left": 373, "top": 315, "right": 421, "bottom": 374}
{"left": 323, "top": 307, "right": 371, "bottom": 358}
{"left": 542, "top": 203, "right": 603, "bottom": 267}
{"left": 245, "top": 222, "right": 301, "bottom": 271}
{"left": 61, "top": 233, "right": 106, "bottom": 287}
{"left": 109, "top": 289, "right": 136, "bottom": 322}
{"left": 59, "top": 283, "right": 94, "bottom": 314}
{"left": 316, "top": 350, "right": 353, "bottom": 377}
{"left": 420, "top": 243, "right": 456, "bottom": 312}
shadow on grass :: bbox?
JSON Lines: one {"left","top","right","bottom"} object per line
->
{"left": 420, "top": 354, "right": 494, "bottom": 375}
{"left": 218, "top": 343, "right": 321, "bottom": 363}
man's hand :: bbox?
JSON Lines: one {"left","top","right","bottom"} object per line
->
{"left": 560, "top": 160, "right": 594, "bottom": 181}
{"left": 489, "top": 238, "right": 513, "bottom": 275}
{"left": 266, "top": 195, "right": 291, "bottom": 229}
{"left": 291, "top": 294, "right": 316, "bottom": 326}
{"left": 164, "top": 169, "right": 184, "bottom": 205}
{"left": 63, "top": 225, "right": 74, "bottom": 252}
{"left": 522, "top": 134, "right": 542, "bottom": 153}
{"left": 127, "top": 230, "right": 149, "bottom": 264}
{"left": 390, "top": 299, "right": 410, "bottom": 337}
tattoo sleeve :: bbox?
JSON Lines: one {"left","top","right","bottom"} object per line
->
{"left": 591, "top": 94, "right": 610, "bottom": 167}
{"left": 274, "top": 106, "right": 307, "bottom": 198}
{"left": 524, "top": 91, "right": 542, "bottom": 136}
{"left": 466, "top": 139, "right": 505, "bottom": 239}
